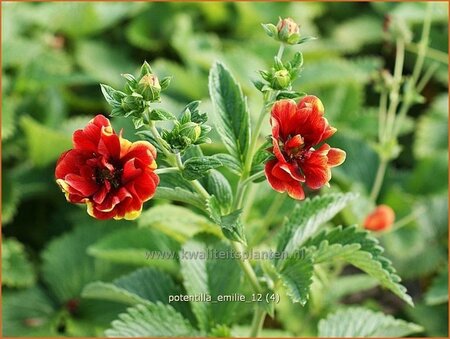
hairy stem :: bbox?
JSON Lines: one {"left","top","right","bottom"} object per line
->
{"left": 250, "top": 306, "right": 266, "bottom": 337}
{"left": 369, "top": 159, "right": 387, "bottom": 203}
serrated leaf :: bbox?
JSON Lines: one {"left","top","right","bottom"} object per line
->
{"left": 2, "top": 287, "right": 57, "bottom": 337}
{"left": 180, "top": 234, "right": 242, "bottom": 332}
{"left": 138, "top": 204, "right": 220, "bottom": 242}
{"left": 276, "top": 193, "right": 357, "bottom": 262}
{"left": 149, "top": 108, "right": 176, "bottom": 121}
{"left": 277, "top": 251, "right": 314, "bottom": 306}
{"left": 220, "top": 210, "right": 246, "bottom": 245}
{"left": 425, "top": 270, "right": 448, "bottom": 305}
{"left": 82, "top": 267, "right": 193, "bottom": 321}
{"left": 318, "top": 307, "right": 423, "bottom": 337}
{"left": 154, "top": 186, "right": 205, "bottom": 210}
{"left": 306, "top": 226, "right": 413, "bottom": 306}
{"left": 182, "top": 156, "right": 223, "bottom": 180}
{"left": 214, "top": 153, "right": 242, "bottom": 175}
{"left": 206, "top": 196, "right": 246, "bottom": 245}
{"left": 209, "top": 62, "right": 250, "bottom": 166}
{"left": 87, "top": 228, "right": 180, "bottom": 274}
{"left": 41, "top": 224, "right": 125, "bottom": 303}
{"left": 206, "top": 169, "right": 233, "bottom": 214}
{"left": 105, "top": 303, "right": 199, "bottom": 337}
{"left": 2, "top": 238, "right": 35, "bottom": 288}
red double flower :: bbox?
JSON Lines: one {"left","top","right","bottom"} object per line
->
{"left": 55, "top": 115, "right": 159, "bottom": 220}
{"left": 265, "top": 96, "right": 346, "bottom": 200}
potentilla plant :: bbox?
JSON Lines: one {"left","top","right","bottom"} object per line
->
{"left": 55, "top": 18, "right": 421, "bottom": 338}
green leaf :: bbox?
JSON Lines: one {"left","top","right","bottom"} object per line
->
{"left": 105, "top": 303, "right": 199, "bottom": 337}
{"left": 306, "top": 226, "right": 413, "bottom": 306}
{"left": 154, "top": 186, "right": 205, "bottom": 210}
{"left": 326, "top": 274, "right": 379, "bottom": 303}
{"left": 276, "top": 193, "right": 357, "bottom": 261}
{"left": 205, "top": 170, "right": 233, "bottom": 214}
{"left": 277, "top": 251, "right": 314, "bottom": 306}
{"left": 82, "top": 267, "right": 193, "bottom": 321}
{"left": 414, "top": 96, "right": 448, "bottom": 159}
{"left": 1, "top": 174, "right": 21, "bottom": 225}
{"left": 41, "top": 224, "right": 125, "bottom": 303}
{"left": 149, "top": 108, "right": 177, "bottom": 121}
{"left": 87, "top": 228, "right": 180, "bottom": 274}
{"left": 182, "top": 156, "right": 223, "bottom": 180}
{"left": 318, "top": 307, "right": 423, "bottom": 337}
{"left": 214, "top": 153, "right": 242, "bottom": 176}
{"left": 425, "top": 270, "right": 448, "bottom": 305}
{"left": 36, "top": 2, "right": 145, "bottom": 37}
{"left": 180, "top": 234, "right": 243, "bottom": 332}
{"left": 2, "top": 238, "right": 35, "bottom": 288}
{"left": 138, "top": 204, "right": 220, "bottom": 242}
{"left": 20, "top": 116, "right": 72, "bottom": 168}
{"left": 75, "top": 40, "right": 138, "bottom": 88}
{"left": 2, "top": 287, "right": 57, "bottom": 337}
{"left": 206, "top": 196, "right": 246, "bottom": 245}
{"left": 208, "top": 62, "right": 250, "bottom": 166}
{"left": 2, "top": 94, "right": 18, "bottom": 141}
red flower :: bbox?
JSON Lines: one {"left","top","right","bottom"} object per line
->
{"left": 364, "top": 205, "right": 395, "bottom": 231}
{"left": 264, "top": 96, "right": 346, "bottom": 200}
{"left": 55, "top": 115, "right": 159, "bottom": 220}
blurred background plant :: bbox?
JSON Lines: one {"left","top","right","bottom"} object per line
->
{"left": 2, "top": 2, "right": 448, "bottom": 337}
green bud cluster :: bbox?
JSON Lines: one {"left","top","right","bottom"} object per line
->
{"left": 254, "top": 52, "right": 305, "bottom": 99}
{"left": 100, "top": 61, "right": 171, "bottom": 129}
{"left": 160, "top": 101, "right": 212, "bottom": 152}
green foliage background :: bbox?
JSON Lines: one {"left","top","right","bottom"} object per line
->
{"left": 2, "top": 2, "right": 448, "bottom": 337}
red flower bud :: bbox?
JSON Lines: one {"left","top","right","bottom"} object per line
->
{"left": 55, "top": 115, "right": 159, "bottom": 220}
{"left": 277, "top": 17, "right": 301, "bottom": 44}
{"left": 364, "top": 205, "right": 395, "bottom": 231}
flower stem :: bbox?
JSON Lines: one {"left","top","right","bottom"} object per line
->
{"left": 277, "top": 43, "right": 285, "bottom": 60}
{"left": 154, "top": 167, "right": 179, "bottom": 174}
{"left": 383, "top": 38, "right": 405, "bottom": 142}
{"left": 250, "top": 306, "right": 266, "bottom": 337}
{"left": 369, "top": 159, "right": 387, "bottom": 203}
{"left": 405, "top": 43, "right": 448, "bottom": 65}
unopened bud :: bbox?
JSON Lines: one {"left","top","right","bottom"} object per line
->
{"left": 179, "top": 122, "right": 202, "bottom": 143}
{"left": 277, "top": 17, "right": 301, "bottom": 44}
{"left": 138, "top": 74, "right": 161, "bottom": 101}
{"left": 274, "top": 69, "right": 291, "bottom": 88}
{"left": 364, "top": 205, "right": 395, "bottom": 232}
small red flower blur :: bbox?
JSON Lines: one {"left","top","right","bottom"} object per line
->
{"left": 55, "top": 115, "right": 159, "bottom": 220}
{"left": 364, "top": 205, "right": 395, "bottom": 231}
{"left": 265, "top": 96, "right": 346, "bottom": 200}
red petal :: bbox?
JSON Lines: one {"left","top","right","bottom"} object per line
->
{"left": 327, "top": 148, "right": 346, "bottom": 167}
{"left": 64, "top": 173, "right": 99, "bottom": 196}
{"left": 279, "top": 161, "right": 305, "bottom": 182}
{"left": 73, "top": 115, "right": 111, "bottom": 152}
{"left": 271, "top": 100, "right": 298, "bottom": 140}
{"left": 121, "top": 141, "right": 157, "bottom": 166}
{"left": 301, "top": 144, "right": 331, "bottom": 189}
{"left": 265, "top": 159, "right": 305, "bottom": 200}
{"left": 285, "top": 134, "right": 304, "bottom": 152}
{"left": 97, "top": 127, "right": 121, "bottom": 159}
{"left": 271, "top": 136, "right": 287, "bottom": 163}
{"left": 122, "top": 158, "right": 144, "bottom": 184}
